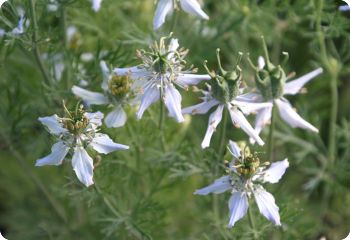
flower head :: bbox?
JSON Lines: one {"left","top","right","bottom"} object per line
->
{"left": 246, "top": 37, "right": 323, "bottom": 137}
{"left": 114, "top": 34, "right": 210, "bottom": 122}
{"left": 35, "top": 103, "right": 129, "bottom": 187}
{"left": 153, "top": 0, "right": 209, "bottom": 30}
{"left": 72, "top": 61, "right": 137, "bottom": 128}
{"left": 183, "top": 49, "right": 272, "bottom": 148}
{"left": 195, "top": 140, "right": 289, "bottom": 227}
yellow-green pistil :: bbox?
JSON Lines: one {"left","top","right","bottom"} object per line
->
{"left": 63, "top": 105, "right": 89, "bottom": 135}
{"left": 236, "top": 154, "right": 260, "bottom": 178}
{"left": 108, "top": 75, "right": 131, "bottom": 100}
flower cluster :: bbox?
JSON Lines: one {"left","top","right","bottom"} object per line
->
{"left": 32, "top": 0, "right": 325, "bottom": 234}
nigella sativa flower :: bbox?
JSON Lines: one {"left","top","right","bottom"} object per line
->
{"left": 245, "top": 37, "right": 323, "bottom": 138}
{"left": 195, "top": 140, "right": 289, "bottom": 227}
{"left": 153, "top": 0, "right": 209, "bottom": 30}
{"left": 182, "top": 49, "right": 272, "bottom": 148}
{"left": 35, "top": 104, "right": 129, "bottom": 187}
{"left": 114, "top": 35, "right": 210, "bottom": 122}
{"left": 72, "top": 61, "right": 136, "bottom": 128}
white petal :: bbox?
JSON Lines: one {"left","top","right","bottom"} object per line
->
{"left": 339, "top": 5, "right": 350, "bottom": 11}
{"left": 227, "top": 105, "right": 264, "bottom": 146}
{"left": 136, "top": 86, "right": 160, "bottom": 119}
{"left": 92, "top": 0, "right": 102, "bottom": 12}
{"left": 169, "top": 38, "right": 179, "bottom": 52}
{"left": 258, "top": 56, "right": 265, "bottom": 70}
{"left": 84, "top": 111, "right": 104, "bottom": 128}
{"left": 113, "top": 66, "right": 150, "bottom": 80}
{"left": 72, "top": 86, "right": 109, "bottom": 105}
{"left": 35, "top": 141, "right": 69, "bottom": 166}
{"left": 233, "top": 99, "right": 272, "bottom": 115}
{"left": 90, "top": 133, "right": 129, "bottom": 154}
{"left": 228, "top": 140, "right": 241, "bottom": 158}
{"left": 275, "top": 99, "right": 318, "bottom": 132}
{"left": 254, "top": 187, "right": 281, "bottom": 225}
{"left": 71, "top": 147, "right": 94, "bottom": 187}
{"left": 254, "top": 106, "right": 272, "bottom": 134}
{"left": 194, "top": 176, "right": 231, "bottom": 195}
{"left": 164, "top": 85, "right": 184, "bottom": 122}
{"left": 283, "top": 68, "right": 323, "bottom": 95}
{"left": 176, "top": 74, "right": 211, "bottom": 88}
{"left": 38, "top": 115, "right": 67, "bottom": 135}
{"left": 261, "top": 159, "right": 289, "bottom": 183}
{"left": 201, "top": 105, "right": 224, "bottom": 148}
{"left": 180, "top": 0, "right": 209, "bottom": 20}
{"left": 182, "top": 99, "right": 219, "bottom": 115}
{"left": 153, "top": 0, "right": 174, "bottom": 30}
{"left": 104, "top": 106, "right": 127, "bottom": 128}
{"left": 228, "top": 191, "right": 249, "bottom": 228}
{"left": 235, "top": 92, "right": 264, "bottom": 103}
{"left": 100, "top": 60, "right": 110, "bottom": 91}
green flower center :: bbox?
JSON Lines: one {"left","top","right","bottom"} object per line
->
{"left": 62, "top": 105, "right": 89, "bottom": 135}
{"left": 108, "top": 75, "right": 131, "bottom": 100}
{"left": 236, "top": 155, "right": 260, "bottom": 178}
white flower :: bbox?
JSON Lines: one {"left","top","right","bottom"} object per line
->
{"left": 114, "top": 36, "right": 210, "bottom": 123}
{"left": 182, "top": 50, "right": 271, "bottom": 148}
{"left": 153, "top": 0, "right": 209, "bottom": 30}
{"left": 0, "top": 231, "right": 7, "bottom": 240}
{"left": 92, "top": 0, "right": 102, "bottom": 12}
{"left": 72, "top": 61, "right": 137, "bottom": 128}
{"left": 11, "top": 14, "right": 25, "bottom": 35}
{"left": 183, "top": 85, "right": 270, "bottom": 148}
{"left": 247, "top": 56, "right": 323, "bottom": 140}
{"left": 35, "top": 105, "right": 129, "bottom": 187}
{"left": 194, "top": 140, "right": 289, "bottom": 228}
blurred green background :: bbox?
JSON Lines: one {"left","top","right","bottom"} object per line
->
{"left": 0, "top": 0, "right": 350, "bottom": 239}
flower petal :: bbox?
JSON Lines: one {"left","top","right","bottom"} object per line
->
{"left": 136, "top": 86, "right": 160, "bottom": 119}
{"left": 194, "top": 176, "right": 231, "bottom": 195}
{"left": 180, "top": 0, "right": 209, "bottom": 20}
{"left": 275, "top": 99, "right": 318, "bottom": 132}
{"left": 254, "top": 187, "right": 281, "bottom": 226}
{"left": 201, "top": 104, "right": 224, "bottom": 148}
{"left": 100, "top": 60, "right": 110, "bottom": 91}
{"left": 176, "top": 74, "right": 211, "bottom": 88}
{"left": 164, "top": 85, "right": 184, "bottom": 122}
{"left": 113, "top": 66, "right": 150, "bottom": 80}
{"left": 104, "top": 105, "right": 127, "bottom": 128}
{"left": 227, "top": 105, "right": 264, "bottom": 146}
{"left": 90, "top": 133, "right": 129, "bottom": 154}
{"left": 84, "top": 111, "right": 104, "bottom": 128}
{"left": 38, "top": 115, "right": 67, "bottom": 135}
{"left": 261, "top": 159, "right": 289, "bottom": 183}
{"left": 233, "top": 100, "right": 272, "bottom": 115}
{"left": 228, "top": 140, "right": 241, "bottom": 158}
{"left": 182, "top": 99, "right": 219, "bottom": 115}
{"left": 254, "top": 106, "right": 272, "bottom": 135}
{"left": 71, "top": 147, "right": 94, "bottom": 187}
{"left": 228, "top": 191, "right": 249, "bottom": 228}
{"left": 283, "top": 68, "right": 323, "bottom": 95}
{"left": 153, "top": 0, "right": 174, "bottom": 30}
{"left": 35, "top": 141, "right": 69, "bottom": 166}
{"left": 72, "top": 86, "right": 109, "bottom": 105}
{"left": 235, "top": 92, "right": 264, "bottom": 103}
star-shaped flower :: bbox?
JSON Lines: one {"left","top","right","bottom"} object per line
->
{"left": 114, "top": 35, "right": 210, "bottom": 122}
{"left": 35, "top": 104, "right": 129, "bottom": 187}
{"left": 195, "top": 140, "right": 289, "bottom": 227}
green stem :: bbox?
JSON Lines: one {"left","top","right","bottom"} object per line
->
{"left": 248, "top": 204, "right": 259, "bottom": 240}
{"left": 213, "top": 108, "right": 228, "bottom": 221}
{"left": 315, "top": 0, "right": 338, "bottom": 164}
{"left": 267, "top": 104, "right": 276, "bottom": 161}
{"left": 159, "top": 89, "right": 166, "bottom": 151}
{"left": 94, "top": 183, "right": 121, "bottom": 218}
{"left": 29, "top": 0, "right": 51, "bottom": 86}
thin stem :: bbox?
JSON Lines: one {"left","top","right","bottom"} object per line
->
{"left": 94, "top": 183, "right": 121, "bottom": 218}
{"left": 267, "top": 103, "right": 276, "bottom": 161}
{"left": 29, "top": 0, "right": 51, "bottom": 86}
{"left": 213, "top": 108, "right": 228, "bottom": 221}
{"left": 248, "top": 204, "right": 259, "bottom": 240}
{"left": 315, "top": 0, "right": 338, "bottom": 164}
{"left": 159, "top": 88, "right": 166, "bottom": 151}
